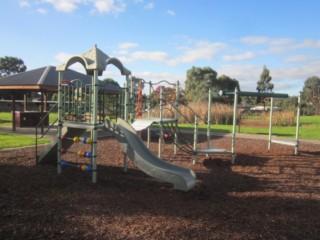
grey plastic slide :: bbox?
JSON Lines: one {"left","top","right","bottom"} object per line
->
{"left": 106, "top": 118, "right": 196, "bottom": 191}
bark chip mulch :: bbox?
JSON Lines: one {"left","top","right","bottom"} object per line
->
{"left": 1, "top": 134, "right": 319, "bottom": 240}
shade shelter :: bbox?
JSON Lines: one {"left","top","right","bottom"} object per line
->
{"left": 0, "top": 65, "right": 121, "bottom": 131}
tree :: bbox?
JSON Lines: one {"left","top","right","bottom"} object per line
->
{"left": 185, "top": 66, "right": 218, "bottom": 102}
{"left": 256, "top": 65, "right": 273, "bottom": 93}
{"left": 217, "top": 74, "right": 240, "bottom": 91}
{"left": 102, "top": 77, "right": 120, "bottom": 87}
{"left": 301, "top": 76, "right": 320, "bottom": 103}
{"left": 0, "top": 56, "right": 27, "bottom": 77}
{"left": 301, "top": 76, "right": 320, "bottom": 115}
{"left": 216, "top": 74, "right": 240, "bottom": 103}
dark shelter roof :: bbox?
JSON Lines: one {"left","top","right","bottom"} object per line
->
{"left": 0, "top": 66, "right": 121, "bottom": 93}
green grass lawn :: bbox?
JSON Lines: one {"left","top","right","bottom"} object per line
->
{"left": 0, "top": 132, "right": 50, "bottom": 150}
{"left": 0, "top": 112, "right": 319, "bottom": 150}
{"left": 0, "top": 112, "right": 54, "bottom": 150}
{"left": 178, "top": 115, "right": 320, "bottom": 140}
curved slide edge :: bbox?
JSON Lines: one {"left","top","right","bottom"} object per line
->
{"left": 106, "top": 118, "right": 196, "bottom": 192}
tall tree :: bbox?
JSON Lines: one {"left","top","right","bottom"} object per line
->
{"left": 102, "top": 77, "right": 120, "bottom": 87}
{"left": 301, "top": 76, "right": 320, "bottom": 114}
{"left": 185, "top": 66, "right": 218, "bottom": 102}
{"left": 0, "top": 56, "right": 27, "bottom": 77}
{"left": 216, "top": 74, "right": 240, "bottom": 103}
{"left": 217, "top": 74, "right": 240, "bottom": 91}
{"left": 301, "top": 76, "right": 320, "bottom": 103}
{"left": 256, "top": 65, "right": 273, "bottom": 93}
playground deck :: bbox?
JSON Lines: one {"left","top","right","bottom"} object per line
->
{"left": 0, "top": 133, "right": 319, "bottom": 239}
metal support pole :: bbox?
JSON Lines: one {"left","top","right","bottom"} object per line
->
{"left": 123, "top": 154, "right": 128, "bottom": 172}
{"left": 57, "top": 71, "right": 63, "bottom": 174}
{"left": 295, "top": 93, "right": 301, "bottom": 155}
{"left": 174, "top": 81, "right": 179, "bottom": 154}
{"left": 124, "top": 81, "right": 128, "bottom": 122}
{"left": 129, "top": 76, "right": 134, "bottom": 122}
{"left": 147, "top": 81, "right": 151, "bottom": 149}
{"left": 207, "top": 88, "right": 212, "bottom": 149}
{"left": 91, "top": 69, "right": 99, "bottom": 183}
{"left": 268, "top": 97, "right": 274, "bottom": 150}
{"left": 193, "top": 115, "right": 198, "bottom": 164}
{"left": 158, "top": 86, "right": 163, "bottom": 158}
{"left": 231, "top": 88, "right": 238, "bottom": 164}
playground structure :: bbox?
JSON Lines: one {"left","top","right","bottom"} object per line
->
{"left": 36, "top": 45, "right": 196, "bottom": 191}
{"left": 222, "top": 88, "right": 301, "bottom": 163}
{"left": 35, "top": 45, "right": 302, "bottom": 191}
{"left": 129, "top": 79, "right": 232, "bottom": 164}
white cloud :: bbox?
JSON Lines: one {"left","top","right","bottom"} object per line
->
{"left": 42, "top": 0, "right": 79, "bottom": 13}
{"left": 132, "top": 71, "right": 183, "bottom": 85}
{"left": 19, "top": 1, "right": 31, "bottom": 8}
{"left": 166, "top": 9, "right": 175, "bottom": 16}
{"left": 93, "top": 0, "right": 126, "bottom": 14}
{"left": 37, "top": 8, "right": 48, "bottom": 14}
{"left": 222, "top": 51, "right": 255, "bottom": 61}
{"left": 118, "top": 42, "right": 139, "bottom": 50}
{"left": 144, "top": 2, "right": 154, "bottom": 10}
{"left": 217, "top": 60, "right": 320, "bottom": 94}
{"left": 240, "top": 36, "right": 270, "bottom": 45}
{"left": 39, "top": 0, "right": 126, "bottom": 15}
{"left": 54, "top": 52, "right": 73, "bottom": 63}
{"left": 168, "top": 41, "right": 227, "bottom": 65}
{"left": 131, "top": 51, "right": 168, "bottom": 61}
{"left": 283, "top": 55, "right": 310, "bottom": 63}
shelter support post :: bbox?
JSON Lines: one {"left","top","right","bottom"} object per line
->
{"left": 11, "top": 93, "right": 16, "bottom": 131}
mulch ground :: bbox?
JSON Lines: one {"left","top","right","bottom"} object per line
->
{"left": 0, "top": 133, "right": 319, "bottom": 240}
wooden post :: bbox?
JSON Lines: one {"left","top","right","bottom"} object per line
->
{"left": 24, "top": 94, "right": 27, "bottom": 112}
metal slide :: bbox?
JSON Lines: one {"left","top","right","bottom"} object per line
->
{"left": 106, "top": 118, "right": 196, "bottom": 192}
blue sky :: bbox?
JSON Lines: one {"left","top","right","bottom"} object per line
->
{"left": 1, "top": 0, "right": 320, "bottom": 95}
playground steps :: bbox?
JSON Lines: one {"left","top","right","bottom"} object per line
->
{"left": 37, "top": 127, "right": 86, "bottom": 164}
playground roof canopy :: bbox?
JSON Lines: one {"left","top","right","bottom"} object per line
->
{"left": 0, "top": 65, "right": 121, "bottom": 93}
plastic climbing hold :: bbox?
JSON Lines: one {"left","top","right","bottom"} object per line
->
{"left": 81, "top": 137, "right": 87, "bottom": 144}
{"left": 61, "top": 148, "right": 67, "bottom": 154}
{"left": 86, "top": 152, "right": 93, "bottom": 158}
{"left": 81, "top": 165, "right": 87, "bottom": 171}
{"left": 86, "top": 138, "right": 92, "bottom": 144}
{"left": 77, "top": 150, "right": 83, "bottom": 157}
{"left": 77, "top": 164, "right": 83, "bottom": 170}
{"left": 61, "top": 160, "right": 67, "bottom": 167}
{"left": 86, "top": 165, "right": 92, "bottom": 172}
{"left": 73, "top": 136, "right": 79, "bottom": 143}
